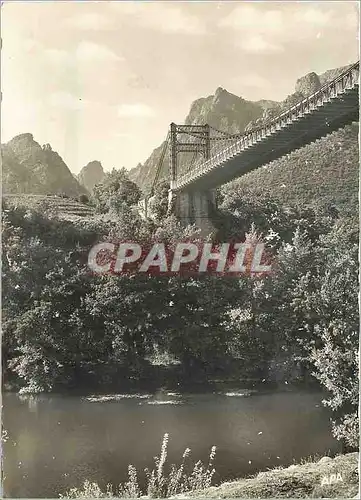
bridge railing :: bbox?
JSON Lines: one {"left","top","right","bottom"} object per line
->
{"left": 174, "top": 61, "right": 359, "bottom": 190}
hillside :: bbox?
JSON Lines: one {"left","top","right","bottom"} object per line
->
{"left": 128, "top": 63, "right": 358, "bottom": 212}
{"left": 222, "top": 123, "right": 359, "bottom": 214}
{"left": 183, "top": 453, "right": 359, "bottom": 500}
{"left": 2, "top": 133, "right": 87, "bottom": 197}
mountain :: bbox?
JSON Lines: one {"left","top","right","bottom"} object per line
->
{"left": 318, "top": 64, "right": 353, "bottom": 85}
{"left": 184, "top": 87, "right": 270, "bottom": 131}
{"left": 128, "top": 63, "right": 357, "bottom": 208}
{"left": 2, "top": 133, "right": 87, "bottom": 197}
{"left": 77, "top": 160, "right": 105, "bottom": 192}
{"left": 245, "top": 63, "right": 354, "bottom": 131}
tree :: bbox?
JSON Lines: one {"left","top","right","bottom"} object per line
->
{"left": 217, "top": 187, "right": 334, "bottom": 247}
{"left": 249, "top": 219, "right": 359, "bottom": 445}
{"left": 299, "top": 223, "right": 359, "bottom": 447}
{"left": 149, "top": 180, "right": 170, "bottom": 222}
{"left": 92, "top": 168, "right": 141, "bottom": 214}
{"left": 2, "top": 204, "right": 102, "bottom": 392}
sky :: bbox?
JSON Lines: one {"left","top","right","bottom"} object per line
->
{"left": 1, "top": 1, "right": 359, "bottom": 174}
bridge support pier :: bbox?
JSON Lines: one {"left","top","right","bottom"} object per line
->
{"left": 170, "top": 188, "right": 217, "bottom": 236}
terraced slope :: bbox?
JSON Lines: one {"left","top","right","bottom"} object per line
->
{"left": 3, "top": 194, "right": 95, "bottom": 221}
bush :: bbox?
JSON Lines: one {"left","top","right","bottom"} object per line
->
{"left": 79, "top": 194, "right": 89, "bottom": 204}
{"left": 310, "top": 328, "right": 359, "bottom": 448}
{"left": 306, "top": 225, "right": 359, "bottom": 448}
{"left": 264, "top": 222, "right": 359, "bottom": 445}
{"left": 60, "top": 481, "right": 113, "bottom": 499}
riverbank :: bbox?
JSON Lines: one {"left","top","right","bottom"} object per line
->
{"left": 179, "top": 452, "right": 359, "bottom": 499}
{"left": 61, "top": 452, "right": 359, "bottom": 499}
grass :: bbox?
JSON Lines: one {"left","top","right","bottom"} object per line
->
{"left": 61, "top": 433, "right": 217, "bottom": 499}
{"left": 185, "top": 452, "right": 359, "bottom": 498}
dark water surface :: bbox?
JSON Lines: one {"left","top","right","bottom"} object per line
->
{"left": 3, "top": 390, "right": 341, "bottom": 498}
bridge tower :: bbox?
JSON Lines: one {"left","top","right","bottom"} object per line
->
{"left": 169, "top": 122, "right": 210, "bottom": 184}
{"left": 168, "top": 123, "right": 217, "bottom": 235}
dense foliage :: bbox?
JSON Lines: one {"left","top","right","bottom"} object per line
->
{"left": 92, "top": 168, "right": 141, "bottom": 214}
{"left": 2, "top": 167, "right": 358, "bottom": 448}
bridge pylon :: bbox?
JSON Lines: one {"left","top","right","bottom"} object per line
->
{"left": 169, "top": 123, "right": 210, "bottom": 182}
{"left": 167, "top": 123, "right": 216, "bottom": 234}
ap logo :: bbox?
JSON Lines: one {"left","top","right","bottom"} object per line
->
{"left": 320, "top": 473, "right": 343, "bottom": 486}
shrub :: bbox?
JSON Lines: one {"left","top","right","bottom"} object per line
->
{"left": 123, "top": 433, "right": 217, "bottom": 498}
{"left": 60, "top": 480, "right": 113, "bottom": 499}
{"left": 79, "top": 194, "right": 89, "bottom": 204}
{"left": 61, "top": 433, "right": 217, "bottom": 498}
{"left": 310, "top": 328, "right": 359, "bottom": 448}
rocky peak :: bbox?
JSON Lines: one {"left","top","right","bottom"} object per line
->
{"left": 77, "top": 160, "right": 105, "bottom": 192}
{"left": 2, "top": 133, "right": 86, "bottom": 196}
{"left": 295, "top": 72, "right": 321, "bottom": 96}
{"left": 184, "top": 88, "right": 263, "bottom": 135}
{"left": 7, "top": 133, "right": 39, "bottom": 151}
{"left": 10, "top": 132, "right": 34, "bottom": 142}
{"left": 214, "top": 87, "right": 228, "bottom": 99}
{"left": 212, "top": 87, "right": 246, "bottom": 109}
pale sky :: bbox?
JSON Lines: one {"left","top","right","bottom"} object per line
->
{"left": 1, "top": 1, "right": 359, "bottom": 174}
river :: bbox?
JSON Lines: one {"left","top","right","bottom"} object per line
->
{"left": 2, "top": 389, "right": 341, "bottom": 498}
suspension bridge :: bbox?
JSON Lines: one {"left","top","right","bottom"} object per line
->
{"left": 144, "top": 61, "right": 359, "bottom": 233}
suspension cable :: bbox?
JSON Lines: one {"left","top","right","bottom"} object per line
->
{"left": 149, "top": 132, "right": 170, "bottom": 197}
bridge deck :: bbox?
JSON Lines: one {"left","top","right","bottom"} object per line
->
{"left": 173, "top": 62, "right": 359, "bottom": 192}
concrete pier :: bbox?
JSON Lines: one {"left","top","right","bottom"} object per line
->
{"left": 172, "top": 189, "right": 217, "bottom": 236}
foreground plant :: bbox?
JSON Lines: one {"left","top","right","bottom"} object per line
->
{"left": 61, "top": 433, "right": 217, "bottom": 498}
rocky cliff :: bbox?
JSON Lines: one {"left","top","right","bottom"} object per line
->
{"left": 77, "top": 160, "right": 105, "bottom": 192}
{"left": 184, "top": 87, "right": 269, "bottom": 132}
{"left": 2, "top": 133, "right": 87, "bottom": 197}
